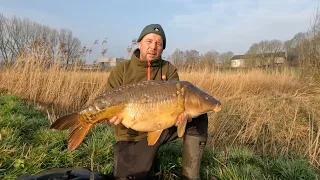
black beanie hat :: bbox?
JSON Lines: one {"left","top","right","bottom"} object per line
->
{"left": 137, "top": 24, "right": 166, "bottom": 49}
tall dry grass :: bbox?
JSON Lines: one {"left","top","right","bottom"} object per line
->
{"left": 0, "top": 57, "right": 110, "bottom": 117}
{"left": 180, "top": 70, "right": 320, "bottom": 166}
{"left": 0, "top": 56, "right": 320, "bottom": 170}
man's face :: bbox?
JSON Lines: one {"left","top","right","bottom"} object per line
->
{"left": 138, "top": 33, "right": 163, "bottom": 61}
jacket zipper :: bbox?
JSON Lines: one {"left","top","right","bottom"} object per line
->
{"left": 147, "top": 60, "right": 151, "bottom": 80}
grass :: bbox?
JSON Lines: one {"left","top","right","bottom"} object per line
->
{"left": 0, "top": 94, "right": 319, "bottom": 179}
{"left": 0, "top": 95, "right": 114, "bottom": 179}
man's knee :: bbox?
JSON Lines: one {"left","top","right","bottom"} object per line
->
{"left": 113, "top": 139, "right": 161, "bottom": 179}
{"left": 186, "top": 113, "right": 208, "bottom": 136}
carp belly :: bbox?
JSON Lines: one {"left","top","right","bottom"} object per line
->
{"left": 120, "top": 99, "right": 183, "bottom": 132}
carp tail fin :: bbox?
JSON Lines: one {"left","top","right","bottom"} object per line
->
{"left": 50, "top": 112, "right": 92, "bottom": 150}
{"left": 68, "top": 123, "right": 92, "bottom": 150}
{"left": 50, "top": 112, "right": 80, "bottom": 130}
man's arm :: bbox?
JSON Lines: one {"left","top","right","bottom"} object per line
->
{"left": 167, "top": 63, "right": 180, "bottom": 81}
{"left": 105, "top": 61, "right": 125, "bottom": 91}
{"left": 105, "top": 62, "right": 125, "bottom": 125}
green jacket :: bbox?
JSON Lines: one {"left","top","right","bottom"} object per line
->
{"left": 105, "top": 48, "right": 180, "bottom": 141}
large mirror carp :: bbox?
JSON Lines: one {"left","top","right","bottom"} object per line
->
{"left": 50, "top": 80, "right": 222, "bottom": 150}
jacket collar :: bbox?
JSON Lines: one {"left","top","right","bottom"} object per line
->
{"left": 131, "top": 48, "right": 163, "bottom": 68}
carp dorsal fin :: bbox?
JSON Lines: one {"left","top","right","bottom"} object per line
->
{"left": 147, "top": 130, "right": 163, "bottom": 145}
{"left": 177, "top": 113, "right": 188, "bottom": 137}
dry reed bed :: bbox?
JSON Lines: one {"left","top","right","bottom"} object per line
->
{"left": 180, "top": 70, "right": 320, "bottom": 168}
{"left": 0, "top": 62, "right": 319, "bottom": 168}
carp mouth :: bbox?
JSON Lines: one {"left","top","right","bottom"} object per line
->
{"left": 213, "top": 103, "right": 222, "bottom": 112}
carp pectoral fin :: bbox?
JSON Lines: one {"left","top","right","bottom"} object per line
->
{"left": 147, "top": 130, "right": 163, "bottom": 146}
{"left": 101, "top": 105, "right": 125, "bottom": 121}
{"left": 177, "top": 113, "right": 188, "bottom": 138}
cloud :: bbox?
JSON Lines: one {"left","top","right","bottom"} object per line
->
{"left": 168, "top": 0, "right": 318, "bottom": 54}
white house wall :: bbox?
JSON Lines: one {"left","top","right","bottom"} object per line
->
{"left": 231, "top": 59, "right": 245, "bottom": 68}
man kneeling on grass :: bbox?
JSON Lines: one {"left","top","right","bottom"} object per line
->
{"left": 106, "top": 23, "right": 209, "bottom": 180}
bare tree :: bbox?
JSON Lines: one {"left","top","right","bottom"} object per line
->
{"left": 200, "top": 50, "right": 219, "bottom": 69}
{"left": 168, "top": 48, "right": 185, "bottom": 68}
{"left": 202, "top": 50, "right": 219, "bottom": 63}
{"left": 246, "top": 39, "right": 284, "bottom": 67}
{"left": 58, "top": 29, "right": 81, "bottom": 65}
{"left": 219, "top": 51, "right": 234, "bottom": 68}
{"left": 267, "top": 39, "right": 284, "bottom": 67}
{"left": 184, "top": 49, "right": 200, "bottom": 62}
{"left": 309, "top": 4, "right": 320, "bottom": 69}
{"left": 127, "top": 39, "right": 137, "bottom": 57}
{"left": 0, "top": 13, "right": 83, "bottom": 67}
{"left": 246, "top": 43, "right": 260, "bottom": 54}
{"left": 0, "top": 14, "right": 9, "bottom": 64}
{"left": 284, "top": 4, "right": 320, "bottom": 70}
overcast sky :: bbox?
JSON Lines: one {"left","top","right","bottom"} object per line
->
{"left": 0, "top": 0, "right": 319, "bottom": 63}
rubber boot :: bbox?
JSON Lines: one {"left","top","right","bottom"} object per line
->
{"left": 181, "top": 134, "right": 207, "bottom": 180}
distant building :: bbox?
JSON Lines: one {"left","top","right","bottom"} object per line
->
{"left": 230, "top": 57, "right": 246, "bottom": 68}
{"left": 230, "top": 52, "right": 286, "bottom": 68}
{"left": 98, "top": 57, "right": 125, "bottom": 68}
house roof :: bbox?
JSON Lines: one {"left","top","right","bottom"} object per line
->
{"left": 231, "top": 52, "right": 286, "bottom": 60}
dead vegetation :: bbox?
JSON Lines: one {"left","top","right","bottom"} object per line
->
{"left": 1, "top": 57, "right": 319, "bottom": 170}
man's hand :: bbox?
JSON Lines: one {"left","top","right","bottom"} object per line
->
{"left": 106, "top": 116, "right": 123, "bottom": 125}
{"left": 175, "top": 113, "right": 192, "bottom": 126}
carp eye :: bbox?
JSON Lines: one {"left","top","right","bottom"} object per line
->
{"left": 205, "top": 96, "right": 209, "bottom": 100}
